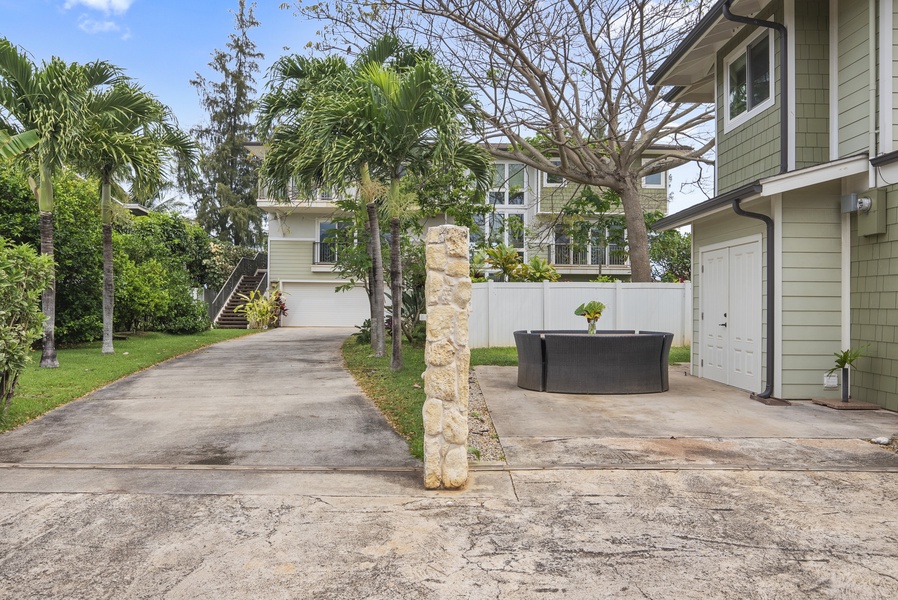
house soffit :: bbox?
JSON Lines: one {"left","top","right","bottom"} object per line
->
{"left": 650, "top": 0, "right": 769, "bottom": 100}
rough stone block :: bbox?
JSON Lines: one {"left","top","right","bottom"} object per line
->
{"left": 424, "top": 365, "right": 457, "bottom": 401}
{"left": 442, "top": 405, "right": 468, "bottom": 445}
{"left": 426, "top": 227, "right": 445, "bottom": 245}
{"left": 422, "top": 398, "right": 443, "bottom": 437}
{"left": 425, "top": 272, "right": 446, "bottom": 307}
{"left": 424, "top": 437, "right": 444, "bottom": 489}
{"left": 444, "top": 226, "right": 469, "bottom": 257}
{"left": 452, "top": 279, "right": 472, "bottom": 307}
{"left": 426, "top": 244, "right": 448, "bottom": 272}
{"left": 425, "top": 340, "right": 455, "bottom": 367}
{"left": 426, "top": 306, "right": 455, "bottom": 340}
{"left": 441, "top": 445, "right": 468, "bottom": 489}
{"left": 446, "top": 257, "right": 469, "bottom": 278}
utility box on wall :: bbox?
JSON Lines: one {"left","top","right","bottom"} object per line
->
{"left": 858, "top": 189, "right": 887, "bottom": 236}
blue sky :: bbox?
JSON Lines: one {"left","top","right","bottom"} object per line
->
{"left": 0, "top": 0, "right": 320, "bottom": 130}
{"left": 0, "top": 0, "right": 708, "bottom": 213}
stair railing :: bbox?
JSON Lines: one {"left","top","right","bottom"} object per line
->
{"left": 208, "top": 252, "right": 268, "bottom": 323}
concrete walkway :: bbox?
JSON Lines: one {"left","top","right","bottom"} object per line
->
{"left": 1, "top": 332, "right": 898, "bottom": 598}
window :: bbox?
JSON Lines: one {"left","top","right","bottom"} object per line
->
{"left": 725, "top": 31, "right": 773, "bottom": 128}
{"left": 315, "top": 220, "right": 343, "bottom": 264}
{"left": 641, "top": 159, "right": 666, "bottom": 190}
{"left": 545, "top": 160, "right": 565, "bottom": 186}
{"left": 490, "top": 162, "right": 526, "bottom": 205}
{"left": 474, "top": 211, "right": 526, "bottom": 258}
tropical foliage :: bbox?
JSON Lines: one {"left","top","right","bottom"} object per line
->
{"left": 575, "top": 300, "right": 606, "bottom": 335}
{"left": 0, "top": 239, "right": 52, "bottom": 421}
{"left": 0, "top": 36, "right": 129, "bottom": 366}
{"left": 259, "top": 35, "right": 491, "bottom": 370}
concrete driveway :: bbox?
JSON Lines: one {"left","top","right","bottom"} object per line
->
{"left": 2, "top": 333, "right": 898, "bottom": 598}
{"left": 0, "top": 327, "right": 419, "bottom": 474}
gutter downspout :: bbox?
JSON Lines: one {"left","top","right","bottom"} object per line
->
{"left": 723, "top": 0, "right": 788, "bottom": 174}
{"left": 723, "top": 1, "right": 786, "bottom": 401}
{"left": 732, "top": 199, "right": 775, "bottom": 399}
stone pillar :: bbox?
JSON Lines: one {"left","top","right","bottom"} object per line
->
{"left": 422, "top": 225, "right": 471, "bottom": 489}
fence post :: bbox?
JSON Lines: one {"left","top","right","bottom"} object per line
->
{"left": 542, "top": 280, "right": 551, "bottom": 329}
{"left": 614, "top": 280, "right": 623, "bottom": 329}
{"left": 487, "top": 279, "right": 496, "bottom": 348}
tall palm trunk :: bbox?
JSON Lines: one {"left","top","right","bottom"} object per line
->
{"left": 389, "top": 214, "right": 403, "bottom": 371}
{"left": 37, "top": 162, "right": 58, "bottom": 368}
{"left": 364, "top": 210, "right": 377, "bottom": 352}
{"left": 101, "top": 180, "right": 115, "bottom": 354}
{"left": 367, "top": 202, "right": 386, "bottom": 357}
{"left": 387, "top": 178, "right": 403, "bottom": 371}
{"left": 362, "top": 163, "right": 385, "bottom": 357}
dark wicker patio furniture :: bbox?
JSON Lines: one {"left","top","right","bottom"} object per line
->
{"left": 513, "top": 330, "right": 673, "bottom": 394}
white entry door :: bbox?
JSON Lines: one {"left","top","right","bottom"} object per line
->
{"left": 700, "top": 239, "right": 762, "bottom": 391}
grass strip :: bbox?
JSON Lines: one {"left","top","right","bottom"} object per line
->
{"left": 342, "top": 336, "right": 427, "bottom": 460}
{"left": 2, "top": 329, "right": 258, "bottom": 433}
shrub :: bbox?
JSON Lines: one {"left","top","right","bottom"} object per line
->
{"left": 0, "top": 239, "right": 53, "bottom": 421}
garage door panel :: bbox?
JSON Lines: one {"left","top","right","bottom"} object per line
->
{"left": 282, "top": 283, "right": 370, "bottom": 327}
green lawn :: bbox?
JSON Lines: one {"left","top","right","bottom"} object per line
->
{"left": 1, "top": 329, "right": 258, "bottom": 433}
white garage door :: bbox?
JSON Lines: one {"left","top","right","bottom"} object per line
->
{"left": 281, "top": 283, "right": 370, "bottom": 327}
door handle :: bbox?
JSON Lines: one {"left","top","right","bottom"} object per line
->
{"left": 719, "top": 322, "right": 727, "bottom": 327}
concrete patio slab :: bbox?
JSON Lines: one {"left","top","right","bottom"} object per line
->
{"left": 475, "top": 365, "right": 898, "bottom": 468}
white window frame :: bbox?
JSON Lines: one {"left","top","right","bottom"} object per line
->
{"left": 641, "top": 159, "right": 667, "bottom": 190}
{"left": 544, "top": 160, "right": 565, "bottom": 187}
{"left": 474, "top": 210, "right": 527, "bottom": 259}
{"left": 490, "top": 161, "right": 528, "bottom": 206}
{"left": 315, "top": 219, "right": 342, "bottom": 265}
{"left": 723, "top": 28, "right": 775, "bottom": 133}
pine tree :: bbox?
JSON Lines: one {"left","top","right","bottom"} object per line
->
{"left": 187, "top": 0, "right": 265, "bottom": 248}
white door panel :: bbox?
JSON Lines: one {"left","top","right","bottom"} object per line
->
{"left": 700, "top": 240, "right": 762, "bottom": 392}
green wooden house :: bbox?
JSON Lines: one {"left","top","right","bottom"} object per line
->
{"left": 652, "top": 0, "right": 898, "bottom": 409}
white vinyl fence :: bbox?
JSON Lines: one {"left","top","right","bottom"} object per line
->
{"left": 469, "top": 281, "right": 692, "bottom": 348}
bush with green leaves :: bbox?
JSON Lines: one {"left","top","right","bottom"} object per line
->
{"left": 0, "top": 169, "right": 214, "bottom": 341}
{"left": 0, "top": 239, "right": 53, "bottom": 421}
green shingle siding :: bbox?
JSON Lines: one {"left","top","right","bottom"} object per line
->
{"left": 795, "top": 0, "right": 831, "bottom": 169}
{"left": 717, "top": 2, "right": 783, "bottom": 193}
{"left": 851, "top": 185, "right": 898, "bottom": 410}
{"left": 838, "top": 0, "right": 871, "bottom": 157}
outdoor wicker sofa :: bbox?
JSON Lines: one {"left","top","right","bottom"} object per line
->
{"left": 513, "top": 330, "right": 673, "bottom": 394}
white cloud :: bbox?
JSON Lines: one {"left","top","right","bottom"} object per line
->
{"left": 64, "top": 0, "right": 135, "bottom": 15}
{"left": 77, "top": 15, "right": 120, "bottom": 34}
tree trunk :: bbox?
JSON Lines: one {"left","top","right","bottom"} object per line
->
{"left": 389, "top": 216, "right": 403, "bottom": 371}
{"left": 38, "top": 211, "right": 58, "bottom": 368}
{"left": 101, "top": 182, "right": 115, "bottom": 354}
{"left": 619, "top": 179, "right": 652, "bottom": 282}
{"left": 364, "top": 211, "right": 377, "bottom": 352}
{"left": 367, "top": 202, "right": 386, "bottom": 357}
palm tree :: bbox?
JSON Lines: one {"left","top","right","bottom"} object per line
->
{"left": 259, "top": 51, "right": 390, "bottom": 357}
{"left": 353, "top": 51, "right": 491, "bottom": 370}
{"left": 71, "top": 83, "right": 197, "bottom": 354}
{"left": 0, "top": 38, "right": 126, "bottom": 367}
{"left": 0, "top": 129, "right": 38, "bottom": 161}
{"left": 260, "top": 37, "right": 491, "bottom": 369}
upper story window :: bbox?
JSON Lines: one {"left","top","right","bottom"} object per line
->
{"left": 490, "top": 162, "right": 526, "bottom": 205}
{"left": 544, "top": 160, "right": 565, "bottom": 186}
{"left": 725, "top": 30, "right": 774, "bottom": 131}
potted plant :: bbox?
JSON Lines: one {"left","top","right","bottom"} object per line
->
{"left": 827, "top": 346, "right": 868, "bottom": 403}
{"left": 574, "top": 300, "right": 606, "bottom": 335}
